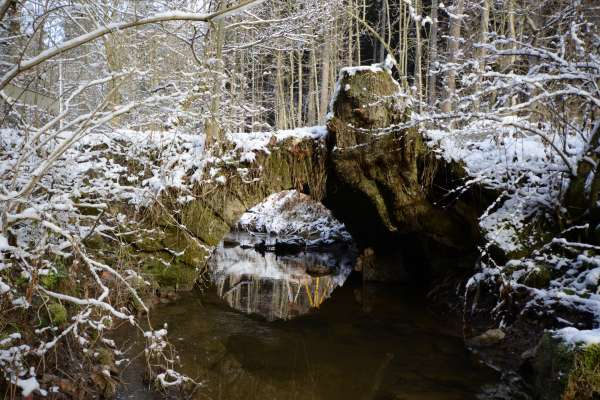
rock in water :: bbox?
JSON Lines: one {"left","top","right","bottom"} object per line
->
{"left": 237, "top": 189, "right": 353, "bottom": 247}
{"left": 467, "top": 328, "right": 506, "bottom": 347}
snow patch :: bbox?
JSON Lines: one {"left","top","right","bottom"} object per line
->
{"left": 0, "top": 234, "right": 9, "bottom": 251}
{"left": 16, "top": 375, "right": 40, "bottom": 397}
{"left": 426, "top": 119, "right": 584, "bottom": 254}
{"left": 237, "top": 190, "right": 352, "bottom": 246}
{"left": 0, "top": 278, "right": 10, "bottom": 295}
{"left": 226, "top": 125, "right": 327, "bottom": 164}
{"left": 556, "top": 327, "right": 600, "bottom": 347}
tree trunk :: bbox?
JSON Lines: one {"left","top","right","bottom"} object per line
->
{"left": 103, "top": 33, "right": 125, "bottom": 126}
{"left": 307, "top": 47, "right": 317, "bottom": 125}
{"left": 427, "top": 0, "right": 439, "bottom": 105}
{"left": 297, "top": 50, "right": 303, "bottom": 127}
{"left": 275, "top": 51, "right": 288, "bottom": 129}
{"left": 204, "top": 6, "right": 225, "bottom": 146}
{"left": 414, "top": 0, "right": 423, "bottom": 111}
{"left": 506, "top": 0, "right": 517, "bottom": 70}
{"left": 441, "top": 0, "right": 465, "bottom": 114}
{"left": 474, "top": 0, "right": 490, "bottom": 112}
{"left": 319, "top": 41, "right": 331, "bottom": 123}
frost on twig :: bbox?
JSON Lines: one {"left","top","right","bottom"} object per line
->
{"left": 0, "top": 103, "right": 206, "bottom": 397}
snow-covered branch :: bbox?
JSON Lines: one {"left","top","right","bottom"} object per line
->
{"left": 0, "top": 0, "right": 265, "bottom": 91}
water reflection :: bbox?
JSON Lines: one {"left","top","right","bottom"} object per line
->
{"left": 210, "top": 232, "right": 356, "bottom": 320}
{"left": 117, "top": 282, "right": 530, "bottom": 400}
{"left": 116, "top": 233, "right": 531, "bottom": 400}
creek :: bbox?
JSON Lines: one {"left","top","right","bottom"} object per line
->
{"left": 117, "top": 232, "right": 525, "bottom": 400}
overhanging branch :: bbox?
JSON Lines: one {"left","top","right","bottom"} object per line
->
{"left": 0, "top": 0, "right": 264, "bottom": 91}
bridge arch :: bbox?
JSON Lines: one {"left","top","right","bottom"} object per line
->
{"left": 132, "top": 132, "right": 330, "bottom": 290}
{"left": 132, "top": 68, "right": 486, "bottom": 291}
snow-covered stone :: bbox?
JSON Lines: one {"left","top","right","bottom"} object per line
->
{"left": 237, "top": 190, "right": 352, "bottom": 247}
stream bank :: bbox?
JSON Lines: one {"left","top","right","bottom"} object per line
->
{"left": 116, "top": 187, "right": 527, "bottom": 399}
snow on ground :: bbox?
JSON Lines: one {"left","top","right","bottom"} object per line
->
{"left": 427, "top": 119, "right": 584, "bottom": 255}
{"left": 428, "top": 119, "right": 599, "bottom": 348}
{"left": 236, "top": 190, "right": 353, "bottom": 247}
{"left": 556, "top": 327, "right": 600, "bottom": 346}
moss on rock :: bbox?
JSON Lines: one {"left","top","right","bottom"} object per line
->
{"left": 531, "top": 334, "right": 600, "bottom": 400}
{"left": 521, "top": 265, "right": 553, "bottom": 289}
{"left": 181, "top": 201, "right": 231, "bottom": 246}
{"left": 134, "top": 233, "right": 166, "bottom": 252}
{"left": 40, "top": 272, "right": 59, "bottom": 290}
{"left": 96, "top": 347, "right": 115, "bottom": 366}
{"left": 161, "top": 228, "right": 209, "bottom": 266}
{"left": 139, "top": 252, "right": 198, "bottom": 290}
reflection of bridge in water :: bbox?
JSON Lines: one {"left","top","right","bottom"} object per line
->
{"left": 210, "top": 235, "right": 356, "bottom": 321}
{"left": 216, "top": 273, "right": 337, "bottom": 320}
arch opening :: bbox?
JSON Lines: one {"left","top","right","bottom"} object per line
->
{"left": 208, "top": 190, "right": 358, "bottom": 321}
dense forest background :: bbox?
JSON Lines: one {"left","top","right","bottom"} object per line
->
{"left": 4, "top": 0, "right": 596, "bottom": 141}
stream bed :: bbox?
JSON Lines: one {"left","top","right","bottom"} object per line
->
{"left": 118, "top": 234, "right": 526, "bottom": 400}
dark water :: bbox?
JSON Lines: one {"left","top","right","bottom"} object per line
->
{"left": 118, "top": 240, "right": 525, "bottom": 400}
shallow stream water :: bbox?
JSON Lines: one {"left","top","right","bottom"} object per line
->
{"left": 118, "top": 236, "right": 524, "bottom": 400}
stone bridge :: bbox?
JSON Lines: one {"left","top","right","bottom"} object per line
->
{"left": 122, "top": 67, "right": 491, "bottom": 290}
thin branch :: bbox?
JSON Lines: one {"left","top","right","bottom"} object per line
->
{"left": 0, "top": 0, "right": 265, "bottom": 91}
